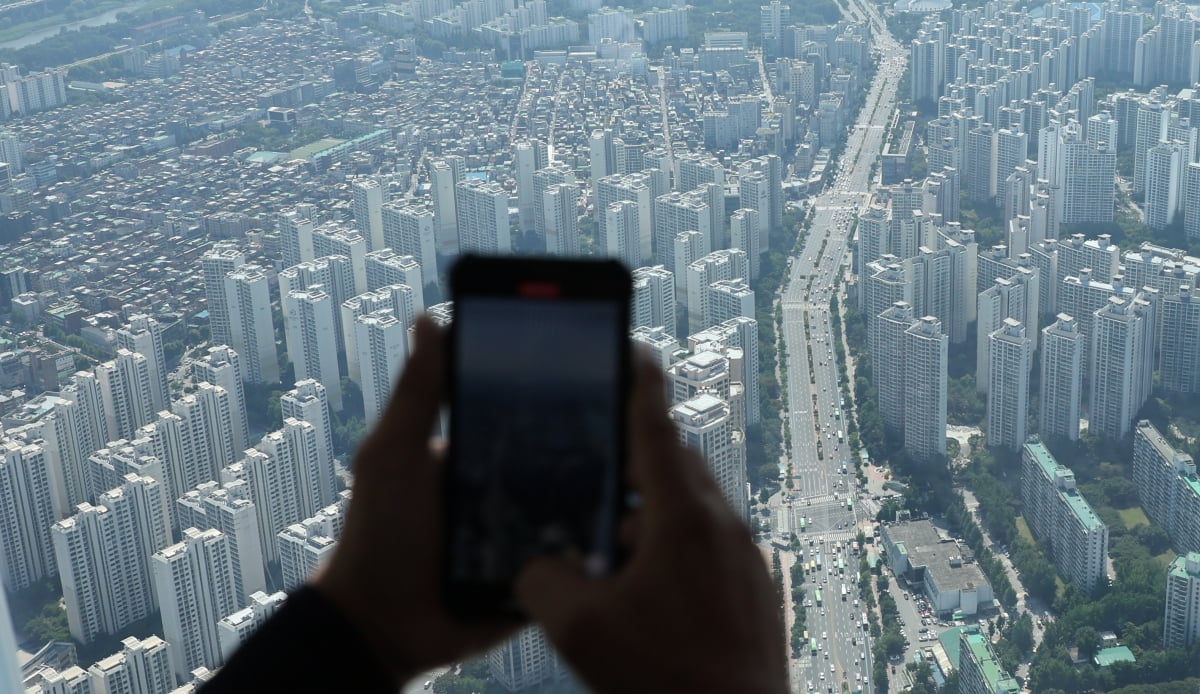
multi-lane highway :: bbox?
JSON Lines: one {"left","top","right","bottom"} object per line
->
{"left": 770, "top": 0, "right": 907, "bottom": 690}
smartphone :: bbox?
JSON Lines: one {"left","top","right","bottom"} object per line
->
{"left": 443, "top": 254, "right": 633, "bottom": 620}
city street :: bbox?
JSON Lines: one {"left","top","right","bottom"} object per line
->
{"left": 768, "top": 0, "right": 908, "bottom": 689}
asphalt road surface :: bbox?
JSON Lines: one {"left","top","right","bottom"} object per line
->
{"left": 768, "top": 0, "right": 908, "bottom": 689}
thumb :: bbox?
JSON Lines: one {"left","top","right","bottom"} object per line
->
{"left": 516, "top": 557, "right": 604, "bottom": 630}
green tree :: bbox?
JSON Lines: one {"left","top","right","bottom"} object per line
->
{"left": 1075, "top": 625, "right": 1100, "bottom": 660}
{"left": 23, "top": 603, "right": 69, "bottom": 643}
{"left": 164, "top": 340, "right": 184, "bottom": 362}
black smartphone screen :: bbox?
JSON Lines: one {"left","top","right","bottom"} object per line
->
{"left": 445, "top": 257, "right": 630, "bottom": 617}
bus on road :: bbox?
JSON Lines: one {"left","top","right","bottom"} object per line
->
{"left": 815, "top": 589, "right": 823, "bottom": 605}
{"left": 811, "top": 638, "right": 818, "bottom": 655}
{"left": 800, "top": 517, "right": 807, "bottom": 532}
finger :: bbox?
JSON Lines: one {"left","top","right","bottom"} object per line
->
{"left": 357, "top": 315, "right": 444, "bottom": 471}
{"left": 515, "top": 557, "right": 604, "bottom": 631}
{"left": 627, "top": 353, "right": 684, "bottom": 499}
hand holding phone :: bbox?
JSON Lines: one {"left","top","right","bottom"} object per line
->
{"left": 444, "top": 255, "right": 633, "bottom": 620}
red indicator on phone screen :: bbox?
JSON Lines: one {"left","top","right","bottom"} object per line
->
{"left": 518, "top": 281, "right": 561, "bottom": 298}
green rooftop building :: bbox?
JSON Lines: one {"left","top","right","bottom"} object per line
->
{"left": 1021, "top": 437, "right": 1109, "bottom": 591}
{"left": 958, "top": 630, "right": 1020, "bottom": 694}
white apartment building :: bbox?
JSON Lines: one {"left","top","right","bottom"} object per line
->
{"left": 670, "top": 393, "right": 747, "bottom": 520}
{"left": 1059, "top": 270, "right": 1133, "bottom": 362}
{"left": 350, "top": 176, "right": 385, "bottom": 250}
{"left": 1132, "top": 420, "right": 1200, "bottom": 555}
{"left": 605, "top": 199, "right": 644, "bottom": 268}
{"left": 975, "top": 274, "right": 1033, "bottom": 392}
{"left": 363, "top": 248, "right": 424, "bottom": 311}
{"left": 200, "top": 242, "right": 246, "bottom": 350}
{"left": 341, "top": 285, "right": 416, "bottom": 388}
{"left": 53, "top": 475, "right": 169, "bottom": 644}
{"left": 668, "top": 351, "right": 731, "bottom": 409}
{"left": 514, "top": 140, "right": 550, "bottom": 233}
{"left": 263, "top": 418, "right": 333, "bottom": 524}
{"left": 489, "top": 628, "right": 569, "bottom": 692}
{"left": 177, "top": 480, "right": 267, "bottom": 603}
{"left": 42, "top": 378, "right": 105, "bottom": 515}
{"left": 1040, "top": 314, "right": 1084, "bottom": 441}
{"left": 630, "top": 325, "right": 681, "bottom": 369}
{"left": 1090, "top": 292, "right": 1157, "bottom": 440}
{"left": 280, "top": 255, "right": 359, "bottom": 354}
{"left": 530, "top": 162, "right": 576, "bottom": 246}
{"left": 685, "top": 249, "right": 748, "bottom": 335}
{"left": 903, "top": 316, "right": 948, "bottom": 463}
{"left": 170, "top": 382, "right": 238, "bottom": 486}
{"left": 277, "top": 493, "right": 349, "bottom": 591}
{"left": 543, "top": 182, "right": 581, "bottom": 256}
{"left": 706, "top": 278, "right": 755, "bottom": 329}
{"left": 96, "top": 349, "right": 154, "bottom": 442}
{"left": 1021, "top": 439, "right": 1108, "bottom": 591}
{"left": 223, "top": 263, "right": 279, "bottom": 384}
{"left": 381, "top": 202, "right": 439, "bottom": 281}
{"left": 1144, "top": 141, "right": 1186, "bottom": 230}
{"left": 220, "top": 449, "right": 298, "bottom": 565}
{"left": 278, "top": 206, "right": 316, "bottom": 270}
{"left": 656, "top": 191, "right": 713, "bottom": 267}
{"left": 283, "top": 286, "right": 343, "bottom": 412}
{"left": 115, "top": 314, "right": 169, "bottom": 413}
{"left": 1164, "top": 552, "right": 1200, "bottom": 649}
{"left": 356, "top": 311, "right": 409, "bottom": 423}
{"left": 1158, "top": 285, "right": 1200, "bottom": 394}
{"left": 311, "top": 223, "right": 368, "bottom": 294}
{"left": 0, "top": 438, "right": 56, "bottom": 592}
{"left": 986, "top": 319, "right": 1031, "bottom": 450}
{"left": 1056, "top": 233, "right": 1121, "bottom": 285}
{"left": 86, "top": 635, "right": 173, "bottom": 694}
{"left": 153, "top": 527, "right": 239, "bottom": 683}
{"left": 596, "top": 172, "right": 655, "bottom": 265}
{"left": 686, "top": 316, "right": 760, "bottom": 426}
{"left": 191, "top": 346, "right": 250, "bottom": 456}
{"left": 730, "top": 208, "right": 762, "bottom": 279}
{"left": 86, "top": 439, "right": 170, "bottom": 529}
{"left": 217, "top": 590, "right": 288, "bottom": 662}
{"left": 630, "top": 265, "right": 675, "bottom": 333}
{"left": 958, "top": 629, "right": 1020, "bottom": 694}
{"left": 873, "top": 301, "right": 914, "bottom": 439}
{"left": 430, "top": 156, "right": 465, "bottom": 256}
{"left": 455, "top": 178, "right": 511, "bottom": 254}
{"left": 281, "top": 380, "right": 336, "bottom": 501}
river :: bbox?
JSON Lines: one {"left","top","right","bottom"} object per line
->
{"left": 0, "top": 0, "right": 154, "bottom": 51}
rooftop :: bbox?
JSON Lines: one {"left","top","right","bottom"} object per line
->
{"left": 1025, "top": 438, "right": 1104, "bottom": 531}
{"left": 1061, "top": 488, "right": 1104, "bottom": 531}
{"left": 938, "top": 626, "right": 970, "bottom": 670}
{"left": 1093, "top": 646, "right": 1136, "bottom": 668}
{"left": 288, "top": 137, "right": 345, "bottom": 160}
{"left": 882, "top": 520, "right": 989, "bottom": 595}
{"left": 962, "top": 631, "right": 1020, "bottom": 693}
{"left": 1169, "top": 552, "right": 1200, "bottom": 580}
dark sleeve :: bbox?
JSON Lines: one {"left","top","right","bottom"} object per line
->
{"left": 199, "top": 585, "right": 399, "bottom": 693}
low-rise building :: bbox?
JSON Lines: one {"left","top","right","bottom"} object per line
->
{"left": 880, "top": 519, "right": 993, "bottom": 617}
